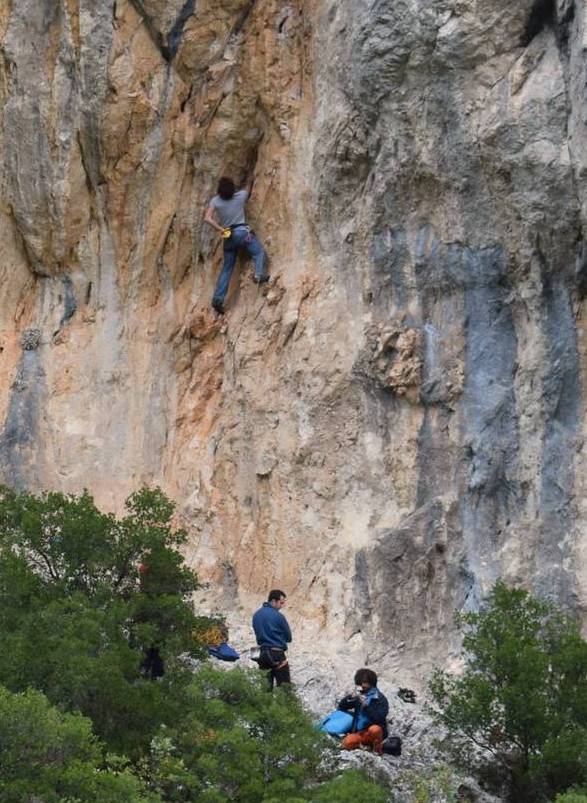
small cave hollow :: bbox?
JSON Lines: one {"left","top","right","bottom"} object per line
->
{"left": 520, "top": 0, "right": 556, "bottom": 47}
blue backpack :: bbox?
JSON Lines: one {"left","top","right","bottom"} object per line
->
{"left": 317, "top": 710, "right": 354, "bottom": 736}
{"left": 208, "top": 642, "right": 240, "bottom": 662}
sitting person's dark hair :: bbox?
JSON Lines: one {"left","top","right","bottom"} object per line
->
{"left": 268, "top": 589, "right": 286, "bottom": 602}
{"left": 217, "top": 177, "right": 235, "bottom": 200}
{"left": 354, "top": 667, "right": 378, "bottom": 687}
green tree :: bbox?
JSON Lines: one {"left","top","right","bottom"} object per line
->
{"left": 145, "top": 666, "right": 388, "bottom": 803}
{"left": 0, "top": 486, "right": 210, "bottom": 756}
{"left": 428, "top": 582, "right": 587, "bottom": 801}
{"left": 0, "top": 684, "right": 159, "bottom": 803}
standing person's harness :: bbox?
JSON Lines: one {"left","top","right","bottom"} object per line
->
{"left": 257, "top": 646, "right": 288, "bottom": 671}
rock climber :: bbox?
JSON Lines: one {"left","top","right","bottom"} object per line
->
{"left": 337, "top": 668, "right": 389, "bottom": 755}
{"left": 252, "top": 589, "right": 292, "bottom": 689}
{"left": 204, "top": 176, "right": 269, "bottom": 315}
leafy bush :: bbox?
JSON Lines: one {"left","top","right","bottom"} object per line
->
{"left": 0, "top": 685, "right": 158, "bottom": 802}
{"left": 311, "top": 770, "right": 389, "bottom": 802}
{"left": 398, "top": 765, "right": 464, "bottom": 803}
{"left": 428, "top": 583, "right": 587, "bottom": 801}
{"left": 0, "top": 485, "right": 209, "bottom": 755}
{"left": 144, "top": 666, "right": 388, "bottom": 802}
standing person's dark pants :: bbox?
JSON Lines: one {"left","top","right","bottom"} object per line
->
{"left": 258, "top": 647, "right": 290, "bottom": 689}
{"left": 212, "top": 227, "right": 268, "bottom": 308}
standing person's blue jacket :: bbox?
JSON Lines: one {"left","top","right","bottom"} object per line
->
{"left": 252, "top": 602, "right": 292, "bottom": 650}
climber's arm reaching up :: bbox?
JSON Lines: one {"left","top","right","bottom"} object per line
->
{"left": 241, "top": 176, "right": 255, "bottom": 197}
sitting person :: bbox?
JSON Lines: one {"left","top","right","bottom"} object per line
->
{"left": 337, "top": 668, "right": 389, "bottom": 755}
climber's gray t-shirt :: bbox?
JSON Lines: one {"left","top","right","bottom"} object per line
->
{"left": 209, "top": 189, "right": 249, "bottom": 228}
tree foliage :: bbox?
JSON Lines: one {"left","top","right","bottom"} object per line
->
{"left": 428, "top": 582, "right": 587, "bottom": 801}
{"left": 0, "top": 685, "right": 159, "bottom": 803}
{"left": 0, "top": 485, "right": 205, "bottom": 755}
{"left": 144, "top": 666, "right": 388, "bottom": 803}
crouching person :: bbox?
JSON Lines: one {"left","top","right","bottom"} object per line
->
{"left": 338, "top": 668, "right": 389, "bottom": 755}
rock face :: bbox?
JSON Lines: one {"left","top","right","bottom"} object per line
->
{"left": 1, "top": 0, "right": 587, "bottom": 682}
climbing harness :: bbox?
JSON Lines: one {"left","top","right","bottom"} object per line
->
{"left": 228, "top": 223, "right": 254, "bottom": 244}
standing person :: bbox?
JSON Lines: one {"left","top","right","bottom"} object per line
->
{"left": 252, "top": 589, "right": 292, "bottom": 688}
{"left": 203, "top": 176, "right": 269, "bottom": 315}
{"left": 338, "top": 668, "right": 389, "bottom": 755}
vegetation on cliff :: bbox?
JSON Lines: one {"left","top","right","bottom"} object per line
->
{"left": 429, "top": 582, "right": 587, "bottom": 802}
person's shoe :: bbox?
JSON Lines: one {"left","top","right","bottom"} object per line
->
{"left": 253, "top": 274, "right": 270, "bottom": 284}
{"left": 212, "top": 299, "right": 224, "bottom": 315}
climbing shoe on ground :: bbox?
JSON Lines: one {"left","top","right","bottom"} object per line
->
{"left": 398, "top": 687, "right": 416, "bottom": 704}
{"left": 212, "top": 299, "right": 224, "bottom": 315}
{"left": 253, "top": 274, "right": 270, "bottom": 284}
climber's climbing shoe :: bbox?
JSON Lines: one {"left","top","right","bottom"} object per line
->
{"left": 253, "top": 274, "right": 270, "bottom": 284}
{"left": 212, "top": 299, "right": 225, "bottom": 315}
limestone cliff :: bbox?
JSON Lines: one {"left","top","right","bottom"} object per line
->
{"left": 1, "top": 0, "right": 587, "bottom": 682}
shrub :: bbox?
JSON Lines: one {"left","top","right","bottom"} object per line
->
{"left": 0, "top": 685, "right": 158, "bottom": 802}
{"left": 428, "top": 583, "right": 587, "bottom": 801}
{"left": 145, "top": 666, "right": 389, "bottom": 802}
{"left": 0, "top": 485, "right": 211, "bottom": 755}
